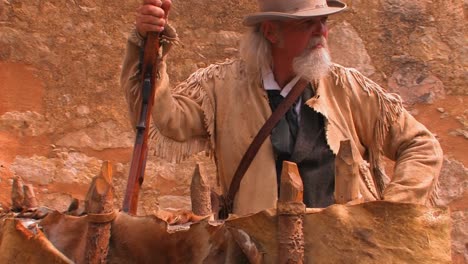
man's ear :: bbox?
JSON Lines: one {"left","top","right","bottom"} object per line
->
{"left": 261, "top": 21, "right": 281, "bottom": 44}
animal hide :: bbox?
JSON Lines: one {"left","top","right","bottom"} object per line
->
{"left": 0, "top": 201, "right": 451, "bottom": 263}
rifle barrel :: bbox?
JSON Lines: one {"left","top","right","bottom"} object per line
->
{"left": 122, "top": 33, "right": 161, "bottom": 215}
{"left": 122, "top": 3, "right": 170, "bottom": 215}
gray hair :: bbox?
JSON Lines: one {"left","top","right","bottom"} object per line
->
{"left": 239, "top": 25, "right": 272, "bottom": 77}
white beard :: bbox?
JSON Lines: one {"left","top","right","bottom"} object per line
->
{"left": 292, "top": 36, "right": 332, "bottom": 81}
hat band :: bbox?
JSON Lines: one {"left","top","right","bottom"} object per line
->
{"left": 258, "top": 0, "right": 328, "bottom": 13}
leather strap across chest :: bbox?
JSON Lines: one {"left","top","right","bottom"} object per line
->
{"left": 221, "top": 78, "right": 309, "bottom": 217}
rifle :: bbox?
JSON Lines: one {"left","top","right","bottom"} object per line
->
{"left": 123, "top": 4, "right": 170, "bottom": 215}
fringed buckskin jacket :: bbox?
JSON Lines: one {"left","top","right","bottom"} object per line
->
{"left": 121, "top": 35, "right": 443, "bottom": 216}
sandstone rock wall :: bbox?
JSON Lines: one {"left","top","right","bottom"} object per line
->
{"left": 0, "top": 0, "right": 466, "bottom": 262}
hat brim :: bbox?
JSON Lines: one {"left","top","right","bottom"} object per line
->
{"left": 243, "top": 1, "right": 347, "bottom": 26}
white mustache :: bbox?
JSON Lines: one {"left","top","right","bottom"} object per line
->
{"left": 308, "top": 36, "right": 327, "bottom": 49}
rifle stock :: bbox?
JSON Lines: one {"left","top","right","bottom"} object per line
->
{"left": 123, "top": 5, "right": 169, "bottom": 215}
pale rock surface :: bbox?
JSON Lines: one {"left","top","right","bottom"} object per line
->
{"left": 381, "top": 0, "right": 432, "bottom": 18}
{"left": 41, "top": 192, "right": 74, "bottom": 212}
{"left": 137, "top": 190, "right": 161, "bottom": 215}
{"left": 111, "top": 160, "right": 164, "bottom": 215}
{"left": 388, "top": 63, "right": 445, "bottom": 104}
{"left": 158, "top": 195, "right": 192, "bottom": 211}
{"left": 409, "top": 27, "right": 451, "bottom": 63}
{"left": 75, "top": 105, "right": 90, "bottom": 116}
{"left": 55, "top": 152, "right": 101, "bottom": 184}
{"left": 328, "top": 21, "right": 376, "bottom": 77}
{"left": 435, "top": 158, "right": 468, "bottom": 206}
{"left": 436, "top": 158, "right": 468, "bottom": 262}
{"left": 0, "top": 111, "right": 52, "bottom": 136}
{"left": 56, "top": 121, "right": 133, "bottom": 150}
{"left": 212, "top": 30, "right": 242, "bottom": 46}
{"left": 10, "top": 156, "right": 56, "bottom": 185}
{"left": 10, "top": 151, "right": 101, "bottom": 186}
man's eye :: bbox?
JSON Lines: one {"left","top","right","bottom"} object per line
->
{"left": 300, "top": 21, "right": 315, "bottom": 27}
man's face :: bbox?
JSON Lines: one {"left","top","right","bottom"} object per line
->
{"left": 292, "top": 34, "right": 332, "bottom": 81}
{"left": 275, "top": 16, "right": 329, "bottom": 59}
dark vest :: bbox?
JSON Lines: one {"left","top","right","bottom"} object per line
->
{"left": 269, "top": 85, "right": 336, "bottom": 208}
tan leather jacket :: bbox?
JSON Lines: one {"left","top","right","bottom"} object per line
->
{"left": 121, "top": 37, "right": 443, "bottom": 215}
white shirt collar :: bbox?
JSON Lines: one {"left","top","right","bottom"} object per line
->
{"left": 262, "top": 66, "right": 303, "bottom": 118}
{"left": 261, "top": 66, "right": 301, "bottom": 98}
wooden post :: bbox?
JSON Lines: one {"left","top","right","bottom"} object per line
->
{"left": 85, "top": 161, "right": 114, "bottom": 264}
{"left": 23, "top": 184, "right": 38, "bottom": 209}
{"left": 190, "top": 163, "right": 212, "bottom": 216}
{"left": 11, "top": 176, "right": 24, "bottom": 212}
{"left": 277, "top": 161, "right": 305, "bottom": 264}
{"left": 334, "top": 140, "right": 361, "bottom": 204}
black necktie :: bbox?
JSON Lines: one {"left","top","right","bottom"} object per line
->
{"left": 267, "top": 90, "right": 299, "bottom": 158}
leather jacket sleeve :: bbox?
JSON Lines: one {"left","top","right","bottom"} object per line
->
{"left": 348, "top": 69, "right": 443, "bottom": 205}
{"left": 381, "top": 109, "right": 443, "bottom": 204}
{"left": 120, "top": 35, "right": 209, "bottom": 142}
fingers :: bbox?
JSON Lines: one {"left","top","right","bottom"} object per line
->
{"left": 138, "top": 4, "right": 165, "bottom": 17}
{"left": 136, "top": 0, "right": 171, "bottom": 36}
{"left": 136, "top": 13, "right": 166, "bottom": 33}
{"left": 142, "top": 0, "right": 162, "bottom": 6}
{"left": 161, "top": 0, "right": 171, "bottom": 14}
{"left": 141, "top": 0, "right": 171, "bottom": 15}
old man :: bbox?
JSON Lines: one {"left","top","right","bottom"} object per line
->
{"left": 121, "top": 0, "right": 443, "bottom": 216}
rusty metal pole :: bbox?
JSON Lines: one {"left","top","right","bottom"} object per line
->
{"left": 277, "top": 161, "right": 305, "bottom": 264}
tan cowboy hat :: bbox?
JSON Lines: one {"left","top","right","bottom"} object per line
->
{"left": 243, "top": 0, "right": 347, "bottom": 26}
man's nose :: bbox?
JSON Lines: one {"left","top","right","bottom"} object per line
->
{"left": 312, "top": 21, "right": 328, "bottom": 37}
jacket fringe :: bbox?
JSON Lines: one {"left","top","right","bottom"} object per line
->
{"left": 148, "top": 124, "right": 211, "bottom": 163}
{"left": 332, "top": 66, "right": 403, "bottom": 147}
